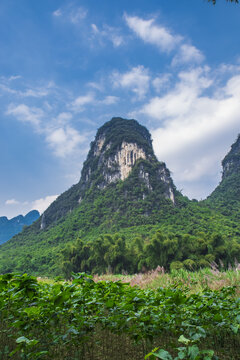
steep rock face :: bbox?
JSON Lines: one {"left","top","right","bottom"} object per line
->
{"left": 80, "top": 118, "right": 174, "bottom": 198}
{"left": 40, "top": 117, "right": 176, "bottom": 228}
{"left": 206, "top": 134, "right": 240, "bottom": 219}
{"left": 84, "top": 141, "right": 148, "bottom": 188}
{"left": 222, "top": 134, "right": 240, "bottom": 178}
{"left": 103, "top": 141, "right": 147, "bottom": 181}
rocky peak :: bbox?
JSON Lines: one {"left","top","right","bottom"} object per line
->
{"left": 222, "top": 134, "right": 240, "bottom": 178}
{"left": 40, "top": 117, "right": 176, "bottom": 229}
{"left": 81, "top": 118, "right": 154, "bottom": 188}
{"left": 80, "top": 117, "right": 175, "bottom": 203}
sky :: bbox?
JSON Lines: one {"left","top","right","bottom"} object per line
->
{"left": 1, "top": 0, "right": 240, "bottom": 218}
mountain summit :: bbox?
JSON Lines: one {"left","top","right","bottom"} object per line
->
{"left": 80, "top": 117, "right": 175, "bottom": 201}
{"left": 41, "top": 117, "right": 176, "bottom": 229}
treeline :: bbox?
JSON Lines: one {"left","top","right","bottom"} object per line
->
{"left": 61, "top": 230, "right": 240, "bottom": 279}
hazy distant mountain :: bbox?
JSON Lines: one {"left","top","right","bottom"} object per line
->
{"left": 0, "top": 210, "right": 40, "bottom": 244}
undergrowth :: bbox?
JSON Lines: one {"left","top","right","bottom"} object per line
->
{"left": 0, "top": 271, "right": 239, "bottom": 359}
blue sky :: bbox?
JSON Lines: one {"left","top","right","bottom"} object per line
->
{"left": 1, "top": 0, "right": 240, "bottom": 218}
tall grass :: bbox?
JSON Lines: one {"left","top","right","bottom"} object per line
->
{"left": 93, "top": 263, "right": 240, "bottom": 294}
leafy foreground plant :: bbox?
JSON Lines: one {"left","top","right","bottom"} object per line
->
{"left": 0, "top": 273, "right": 239, "bottom": 359}
{"left": 145, "top": 334, "right": 219, "bottom": 360}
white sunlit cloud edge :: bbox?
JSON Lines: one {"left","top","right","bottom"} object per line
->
{"left": 3, "top": 195, "right": 58, "bottom": 218}
{"left": 137, "top": 67, "right": 240, "bottom": 199}
{"left": 124, "top": 13, "right": 204, "bottom": 66}
{"left": 120, "top": 13, "right": 240, "bottom": 199}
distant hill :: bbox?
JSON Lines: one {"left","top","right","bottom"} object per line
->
{"left": 0, "top": 118, "right": 239, "bottom": 276}
{"left": 0, "top": 210, "right": 40, "bottom": 244}
{"left": 206, "top": 134, "right": 240, "bottom": 222}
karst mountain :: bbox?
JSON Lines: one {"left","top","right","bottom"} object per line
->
{"left": 0, "top": 118, "right": 239, "bottom": 276}
{"left": 206, "top": 134, "right": 240, "bottom": 221}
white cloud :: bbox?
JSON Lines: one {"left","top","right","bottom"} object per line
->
{"left": 172, "top": 44, "right": 205, "bottom": 66}
{"left": 31, "top": 195, "right": 58, "bottom": 214}
{"left": 21, "top": 88, "right": 48, "bottom": 98}
{"left": 125, "top": 15, "right": 204, "bottom": 67}
{"left": 139, "top": 67, "right": 212, "bottom": 120}
{"left": 53, "top": 6, "right": 87, "bottom": 24}
{"left": 124, "top": 14, "right": 181, "bottom": 52}
{"left": 91, "top": 24, "right": 99, "bottom": 34}
{"left": 9, "top": 75, "right": 21, "bottom": 81}
{"left": 0, "top": 84, "right": 18, "bottom": 95}
{"left": 46, "top": 126, "right": 86, "bottom": 158}
{"left": 5, "top": 199, "right": 19, "bottom": 205}
{"left": 71, "top": 93, "right": 95, "bottom": 112}
{"left": 100, "top": 96, "right": 119, "bottom": 105}
{"left": 152, "top": 74, "right": 171, "bottom": 93}
{"left": 91, "top": 23, "right": 124, "bottom": 48}
{"left": 112, "top": 65, "right": 150, "bottom": 100}
{"left": 55, "top": 112, "right": 73, "bottom": 124}
{"left": 53, "top": 9, "right": 62, "bottom": 17}
{"left": 137, "top": 67, "right": 240, "bottom": 198}
{"left": 111, "top": 34, "right": 124, "bottom": 47}
{"left": 6, "top": 104, "right": 43, "bottom": 126}
{"left": 87, "top": 81, "right": 104, "bottom": 92}
{"left": 69, "top": 7, "right": 87, "bottom": 24}
{"left": 6, "top": 103, "right": 87, "bottom": 158}
{"left": 0, "top": 80, "right": 53, "bottom": 98}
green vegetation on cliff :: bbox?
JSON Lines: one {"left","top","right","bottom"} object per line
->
{"left": 0, "top": 118, "right": 240, "bottom": 277}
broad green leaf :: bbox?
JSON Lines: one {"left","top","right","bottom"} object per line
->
{"left": 16, "top": 336, "right": 31, "bottom": 344}
{"left": 178, "top": 335, "right": 191, "bottom": 345}
{"left": 188, "top": 345, "right": 200, "bottom": 360}
{"left": 153, "top": 349, "right": 173, "bottom": 360}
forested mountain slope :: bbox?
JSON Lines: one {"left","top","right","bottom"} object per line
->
{"left": 0, "top": 118, "right": 239, "bottom": 276}
{"left": 206, "top": 134, "right": 240, "bottom": 222}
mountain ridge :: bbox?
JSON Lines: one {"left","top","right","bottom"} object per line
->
{"left": 0, "top": 210, "right": 40, "bottom": 245}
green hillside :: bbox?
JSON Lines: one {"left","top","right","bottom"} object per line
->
{"left": 0, "top": 118, "right": 240, "bottom": 277}
{"left": 206, "top": 134, "right": 240, "bottom": 222}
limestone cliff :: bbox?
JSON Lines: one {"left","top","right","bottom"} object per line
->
{"left": 222, "top": 134, "right": 240, "bottom": 178}
{"left": 80, "top": 117, "right": 175, "bottom": 202}
{"left": 206, "top": 134, "right": 240, "bottom": 218}
{"left": 40, "top": 117, "right": 177, "bottom": 228}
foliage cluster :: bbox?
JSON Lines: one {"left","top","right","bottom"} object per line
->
{"left": 206, "top": 171, "right": 240, "bottom": 223}
{"left": 60, "top": 230, "right": 240, "bottom": 279}
{"left": 95, "top": 117, "right": 153, "bottom": 155}
{"left": 0, "top": 273, "right": 239, "bottom": 359}
{"left": 1, "top": 180, "right": 240, "bottom": 276}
